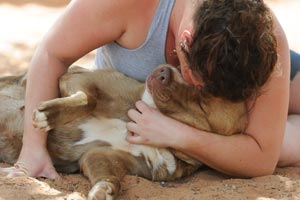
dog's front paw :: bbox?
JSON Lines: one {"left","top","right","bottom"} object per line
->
{"left": 32, "top": 99, "right": 64, "bottom": 131}
{"left": 32, "top": 109, "right": 51, "bottom": 131}
{"left": 88, "top": 181, "right": 117, "bottom": 200}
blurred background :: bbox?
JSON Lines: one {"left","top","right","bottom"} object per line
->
{"left": 0, "top": 0, "right": 299, "bottom": 75}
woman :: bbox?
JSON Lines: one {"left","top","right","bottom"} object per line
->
{"left": 9, "top": 0, "right": 300, "bottom": 178}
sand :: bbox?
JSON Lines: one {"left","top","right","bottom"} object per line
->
{"left": 0, "top": 0, "right": 300, "bottom": 199}
{"left": 1, "top": 161, "right": 300, "bottom": 200}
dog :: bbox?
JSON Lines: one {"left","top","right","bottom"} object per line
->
{"left": 0, "top": 64, "right": 247, "bottom": 200}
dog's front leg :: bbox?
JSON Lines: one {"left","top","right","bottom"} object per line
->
{"left": 32, "top": 91, "right": 96, "bottom": 131}
{"left": 80, "top": 147, "right": 151, "bottom": 200}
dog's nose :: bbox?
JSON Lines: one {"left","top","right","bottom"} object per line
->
{"left": 155, "top": 66, "right": 171, "bottom": 85}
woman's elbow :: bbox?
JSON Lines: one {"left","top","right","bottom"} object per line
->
{"left": 242, "top": 157, "right": 278, "bottom": 178}
{"left": 249, "top": 165, "right": 276, "bottom": 178}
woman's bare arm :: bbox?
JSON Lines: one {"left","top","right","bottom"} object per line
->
{"left": 18, "top": 0, "right": 132, "bottom": 178}
{"left": 127, "top": 13, "right": 290, "bottom": 178}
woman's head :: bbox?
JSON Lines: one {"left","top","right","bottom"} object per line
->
{"left": 181, "top": 0, "right": 277, "bottom": 102}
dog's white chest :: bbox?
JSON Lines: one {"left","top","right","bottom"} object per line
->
{"left": 74, "top": 117, "right": 127, "bottom": 146}
{"left": 74, "top": 117, "right": 176, "bottom": 176}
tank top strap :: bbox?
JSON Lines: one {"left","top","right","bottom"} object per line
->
{"left": 94, "top": 0, "right": 175, "bottom": 82}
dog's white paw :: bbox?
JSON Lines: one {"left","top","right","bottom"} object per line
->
{"left": 32, "top": 110, "right": 51, "bottom": 131}
{"left": 0, "top": 166, "right": 27, "bottom": 177}
{"left": 88, "top": 181, "right": 116, "bottom": 200}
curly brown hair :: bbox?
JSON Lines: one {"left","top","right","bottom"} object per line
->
{"left": 184, "top": 0, "right": 278, "bottom": 102}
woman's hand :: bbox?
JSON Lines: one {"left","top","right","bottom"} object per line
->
{"left": 126, "top": 100, "right": 181, "bottom": 147}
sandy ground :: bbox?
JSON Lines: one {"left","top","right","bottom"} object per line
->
{"left": 0, "top": 0, "right": 300, "bottom": 200}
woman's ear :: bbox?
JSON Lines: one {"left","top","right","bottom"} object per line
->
{"left": 180, "top": 30, "right": 193, "bottom": 53}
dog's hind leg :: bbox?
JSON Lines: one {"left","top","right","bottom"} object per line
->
{"left": 32, "top": 90, "right": 97, "bottom": 131}
{"left": 79, "top": 147, "right": 151, "bottom": 200}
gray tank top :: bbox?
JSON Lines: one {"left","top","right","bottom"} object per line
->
{"left": 94, "top": 0, "right": 175, "bottom": 82}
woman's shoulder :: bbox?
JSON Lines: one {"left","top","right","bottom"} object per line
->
{"left": 68, "top": 0, "right": 153, "bottom": 23}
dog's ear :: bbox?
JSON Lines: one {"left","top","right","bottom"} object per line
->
{"left": 20, "top": 73, "right": 27, "bottom": 87}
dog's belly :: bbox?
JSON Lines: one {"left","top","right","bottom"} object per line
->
{"left": 74, "top": 117, "right": 177, "bottom": 176}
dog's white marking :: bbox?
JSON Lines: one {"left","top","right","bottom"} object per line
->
{"left": 32, "top": 111, "right": 50, "bottom": 130}
{"left": 70, "top": 91, "right": 88, "bottom": 106}
{"left": 139, "top": 84, "right": 177, "bottom": 174}
{"left": 34, "top": 110, "right": 47, "bottom": 121}
{"left": 74, "top": 87, "right": 177, "bottom": 177}
{"left": 141, "top": 86, "right": 156, "bottom": 108}
{"left": 74, "top": 117, "right": 127, "bottom": 146}
{"left": 74, "top": 117, "right": 176, "bottom": 176}
{"left": 88, "top": 181, "right": 113, "bottom": 200}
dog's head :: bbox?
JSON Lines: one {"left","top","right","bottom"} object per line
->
{"left": 142, "top": 64, "right": 248, "bottom": 135}
{"left": 142, "top": 64, "right": 202, "bottom": 121}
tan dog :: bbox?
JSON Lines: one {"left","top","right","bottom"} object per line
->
{"left": 0, "top": 65, "right": 247, "bottom": 200}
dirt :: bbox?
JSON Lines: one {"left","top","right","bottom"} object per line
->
{"left": 2, "top": 161, "right": 300, "bottom": 200}
{"left": 0, "top": 0, "right": 300, "bottom": 199}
